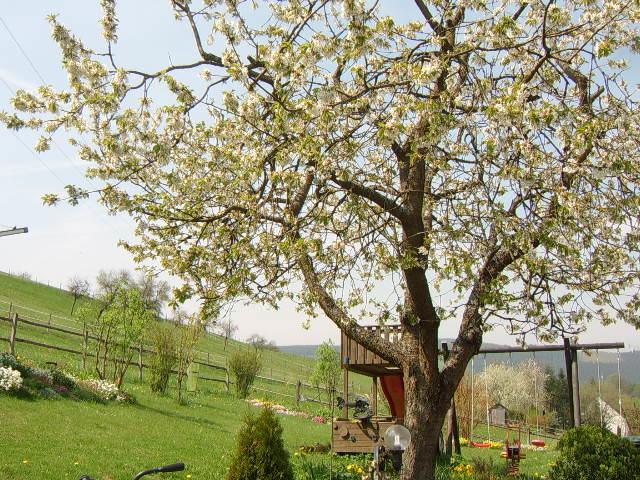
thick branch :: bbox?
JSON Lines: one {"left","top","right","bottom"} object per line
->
{"left": 414, "top": 0, "right": 445, "bottom": 36}
{"left": 330, "top": 175, "right": 408, "bottom": 222}
{"left": 297, "top": 245, "right": 403, "bottom": 365}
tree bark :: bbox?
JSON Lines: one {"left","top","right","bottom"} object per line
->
{"left": 402, "top": 359, "right": 449, "bottom": 480}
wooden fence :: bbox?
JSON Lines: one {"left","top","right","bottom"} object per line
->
{"left": 0, "top": 311, "right": 340, "bottom": 407}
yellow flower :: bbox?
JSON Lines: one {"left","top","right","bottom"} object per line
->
{"left": 74, "top": 462, "right": 79, "bottom": 465}
{"left": 22, "top": 460, "right": 28, "bottom": 464}
{"left": 186, "top": 475, "right": 192, "bottom": 479}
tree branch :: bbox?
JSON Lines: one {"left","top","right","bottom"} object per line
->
{"left": 297, "top": 243, "right": 404, "bottom": 365}
{"left": 330, "top": 175, "right": 408, "bottom": 222}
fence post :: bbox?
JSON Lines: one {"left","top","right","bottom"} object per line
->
{"left": 82, "top": 323, "right": 88, "bottom": 370}
{"left": 48, "top": 313, "right": 52, "bottom": 332}
{"left": 138, "top": 343, "right": 144, "bottom": 381}
{"left": 225, "top": 367, "right": 230, "bottom": 392}
{"left": 9, "top": 312, "right": 18, "bottom": 356}
{"left": 296, "top": 380, "right": 302, "bottom": 407}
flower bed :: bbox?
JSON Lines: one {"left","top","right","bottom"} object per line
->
{"left": 0, "top": 353, "right": 133, "bottom": 403}
{"left": 0, "top": 366, "right": 23, "bottom": 391}
{"left": 247, "top": 398, "right": 326, "bottom": 423}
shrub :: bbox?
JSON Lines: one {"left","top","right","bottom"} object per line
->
{"left": 0, "top": 352, "right": 20, "bottom": 369}
{"left": 549, "top": 425, "right": 640, "bottom": 480}
{"left": 228, "top": 349, "right": 261, "bottom": 399}
{"left": 0, "top": 366, "right": 23, "bottom": 391}
{"left": 309, "top": 341, "right": 340, "bottom": 403}
{"left": 226, "top": 408, "right": 293, "bottom": 480}
{"left": 49, "top": 368, "right": 76, "bottom": 390}
{"left": 149, "top": 324, "right": 177, "bottom": 394}
{"left": 82, "top": 379, "right": 120, "bottom": 401}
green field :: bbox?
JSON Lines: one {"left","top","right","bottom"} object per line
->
{"left": 0, "top": 379, "right": 329, "bottom": 480}
{"left": 0, "top": 271, "right": 373, "bottom": 407}
{"left": 0, "top": 271, "right": 560, "bottom": 479}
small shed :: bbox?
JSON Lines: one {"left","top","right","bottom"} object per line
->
{"left": 489, "top": 403, "right": 508, "bottom": 426}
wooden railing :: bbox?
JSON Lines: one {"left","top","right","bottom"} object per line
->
{"left": 341, "top": 324, "right": 402, "bottom": 367}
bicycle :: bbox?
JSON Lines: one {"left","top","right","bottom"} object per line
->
{"left": 80, "top": 462, "right": 185, "bottom": 480}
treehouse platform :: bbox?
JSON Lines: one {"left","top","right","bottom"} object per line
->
{"left": 332, "top": 325, "right": 407, "bottom": 454}
{"left": 340, "top": 325, "right": 403, "bottom": 376}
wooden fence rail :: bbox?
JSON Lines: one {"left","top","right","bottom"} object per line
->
{"left": 1, "top": 312, "right": 314, "bottom": 386}
{"left": 1, "top": 312, "right": 340, "bottom": 406}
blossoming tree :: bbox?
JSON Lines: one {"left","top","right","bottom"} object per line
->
{"left": 3, "top": 0, "right": 640, "bottom": 478}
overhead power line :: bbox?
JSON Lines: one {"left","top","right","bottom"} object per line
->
{"left": 0, "top": 16, "right": 46, "bottom": 84}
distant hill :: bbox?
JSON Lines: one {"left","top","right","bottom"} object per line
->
{"left": 280, "top": 340, "right": 640, "bottom": 384}
{"left": 278, "top": 344, "right": 327, "bottom": 358}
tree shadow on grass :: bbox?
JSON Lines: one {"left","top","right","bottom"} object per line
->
{"left": 134, "top": 402, "right": 231, "bottom": 432}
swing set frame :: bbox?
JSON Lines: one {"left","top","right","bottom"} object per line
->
{"left": 334, "top": 325, "right": 625, "bottom": 455}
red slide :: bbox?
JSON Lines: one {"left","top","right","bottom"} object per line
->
{"left": 380, "top": 375, "right": 405, "bottom": 420}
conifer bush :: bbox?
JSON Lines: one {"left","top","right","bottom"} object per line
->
{"left": 226, "top": 408, "right": 293, "bottom": 480}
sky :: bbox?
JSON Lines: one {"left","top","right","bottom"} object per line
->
{"left": 0, "top": 2, "right": 638, "bottom": 349}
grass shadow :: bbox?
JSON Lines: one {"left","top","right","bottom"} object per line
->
{"left": 134, "top": 402, "right": 230, "bottom": 432}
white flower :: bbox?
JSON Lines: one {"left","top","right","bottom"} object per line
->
{"left": 0, "top": 366, "right": 23, "bottom": 391}
{"left": 200, "top": 69, "right": 213, "bottom": 82}
{"left": 84, "top": 379, "right": 119, "bottom": 400}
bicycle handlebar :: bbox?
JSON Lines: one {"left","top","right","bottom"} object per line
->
{"left": 156, "top": 463, "right": 185, "bottom": 473}
{"left": 132, "top": 463, "right": 185, "bottom": 480}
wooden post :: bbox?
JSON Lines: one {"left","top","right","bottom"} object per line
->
{"left": 48, "top": 313, "right": 52, "bottom": 332}
{"left": 372, "top": 377, "right": 378, "bottom": 417}
{"left": 452, "top": 399, "right": 461, "bottom": 455}
{"left": 296, "top": 380, "right": 302, "bottom": 407}
{"left": 343, "top": 363, "right": 349, "bottom": 418}
{"left": 563, "top": 338, "right": 575, "bottom": 427}
{"left": 571, "top": 340, "right": 581, "bottom": 427}
{"left": 138, "top": 343, "right": 143, "bottom": 381}
{"left": 446, "top": 408, "right": 454, "bottom": 457}
{"left": 225, "top": 367, "right": 230, "bottom": 392}
{"left": 9, "top": 312, "right": 18, "bottom": 355}
{"left": 207, "top": 352, "right": 210, "bottom": 364}
{"left": 82, "top": 324, "right": 88, "bottom": 370}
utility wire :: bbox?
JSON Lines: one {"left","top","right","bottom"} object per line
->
{"left": 0, "top": 64, "right": 88, "bottom": 183}
{"left": 0, "top": 16, "right": 132, "bottom": 230}
{"left": 0, "top": 16, "right": 47, "bottom": 84}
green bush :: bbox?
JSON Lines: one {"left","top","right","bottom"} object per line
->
{"left": 228, "top": 349, "right": 261, "bottom": 399}
{"left": 49, "top": 368, "right": 76, "bottom": 390}
{"left": 149, "top": 324, "right": 177, "bottom": 394}
{"left": 226, "top": 408, "right": 293, "bottom": 480}
{"left": 549, "top": 425, "right": 640, "bottom": 480}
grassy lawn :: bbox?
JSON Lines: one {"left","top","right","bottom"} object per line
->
{"left": 0, "top": 271, "right": 373, "bottom": 400}
{"left": 458, "top": 446, "right": 557, "bottom": 477}
{"left": 0, "top": 272, "right": 560, "bottom": 479}
{"left": 0, "top": 380, "right": 330, "bottom": 480}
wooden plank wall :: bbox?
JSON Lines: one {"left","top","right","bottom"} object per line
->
{"left": 341, "top": 325, "right": 403, "bottom": 367}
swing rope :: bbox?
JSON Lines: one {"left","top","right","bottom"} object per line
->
{"left": 470, "top": 357, "right": 475, "bottom": 442}
{"left": 533, "top": 352, "right": 539, "bottom": 434}
{"left": 484, "top": 355, "right": 491, "bottom": 442}
{"left": 596, "top": 350, "right": 603, "bottom": 428}
{"left": 617, "top": 348, "right": 623, "bottom": 420}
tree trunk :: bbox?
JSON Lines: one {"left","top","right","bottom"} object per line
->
{"left": 402, "top": 361, "right": 450, "bottom": 480}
